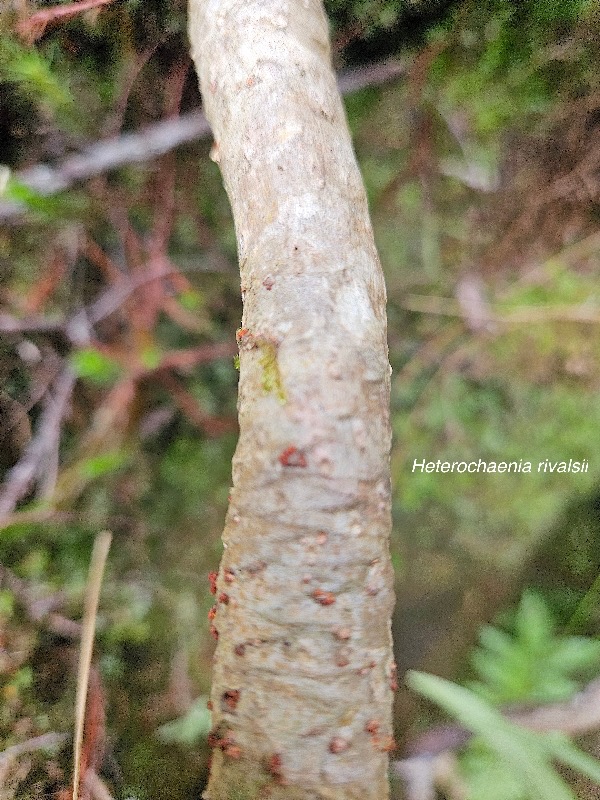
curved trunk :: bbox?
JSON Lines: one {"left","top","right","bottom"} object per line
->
{"left": 188, "top": 2, "right": 395, "bottom": 798}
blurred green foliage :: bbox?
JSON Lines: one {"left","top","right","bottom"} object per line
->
{"left": 70, "top": 347, "right": 122, "bottom": 385}
{"left": 411, "top": 661, "right": 600, "bottom": 800}
{"left": 411, "top": 590, "right": 600, "bottom": 797}
{"left": 0, "top": 35, "right": 73, "bottom": 111}
{"left": 470, "top": 591, "right": 600, "bottom": 704}
{"left": 157, "top": 697, "right": 212, "bottom": 746}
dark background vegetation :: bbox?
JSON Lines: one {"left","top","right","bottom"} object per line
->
{"left": 1, "top": 1, "right": 600, "bottom": 798}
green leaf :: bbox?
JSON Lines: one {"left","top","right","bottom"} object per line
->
{"left": 408, "top": 671, "right": 577, "bottom": 800}
{"left": 548, "top": 638, "right": 600, "bottom": 674}
{"left": 70, "top": 347, "right": 122, "bottom": 384}
{"left": 157, "top": 698, "right": 212, "bottom": 746}
{"left": 478, "top": 625, "right": 516, "bottom": 658}
{"left": 462, "top": 741, "right": 528, "bottom": 800}
{"left": 472, "top": 647, "right": 518, "bottom": 694}
{"left": 3, "top": 175, "right": 64, "bottom": 217}
{"left": 515, "top": 591, "right": 555, "bottom": 651}
{"left": 79, "top": 450, "right": 127, "bottom": 480}
{"left": 9, "top": 666, "right": 34, "bottom": 692}
{"left": 0, "top": 589, "right": 14, "bottom": 617}
{"left": 178, "top": 290, "right": 203, "bottom": 312}
{"left": 470, "top": 592, "right": 598, "bottom": 705}
{"left": 546, "top": 732, "right": 600, "bottom": 784}
{"left": 140, "top": 346, "right": 162, "bottom": 370}
{"left": 0, "top": 36, "right": 73, "bottom": 109}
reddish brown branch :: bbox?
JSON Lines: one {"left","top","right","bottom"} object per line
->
{"left": 102, "top": 41, "right": 166, "bottom": 138}
{"left": 151, "top": 341, "right": 237, "bottom": 373}
{"left": 23, "top": 250, "right": 68, "bottom": 313}
{"left": 78, "top": 666, "right": 107, "bottom": 799}
{"left": 156, "top": 371, "right": 237, "bottom": 437}
{"left": 16, "top": 0, "right": 116, "bottom": 44}
{"left": 83, "top": 237, "right": 124, "bottom": 284}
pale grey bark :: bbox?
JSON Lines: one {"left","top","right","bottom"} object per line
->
{"left": 189, "top": 2, "right": 395, "bottom": 798}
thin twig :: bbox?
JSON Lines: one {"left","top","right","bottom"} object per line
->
{"left": 0, "top": 257, "right": 233, "bottom": 342}
{"left": 150, "top": 341, "right": 238, "bottom": 373}
{"left": 0, "top": 60, "right": 405, "bottom": 221}
{"left": 73, "top": 530, "right": 112, "bottom": 800}
{"left": 402, "top": 294, "right": 600, "bottom": 325}
{"left": 0, "top": 732, "right": 68, "bottom": 765}
{"left": 157, "top": 371, "right": 237, "bottom": 436}
{"left": 16, "top": 0, "right": 115, "bottom": 44}
{"left": 0, "top": 312, "right": 64, "bottom": 335}
{"left": 0, "top": 562, "right": 81, "bottom": 638}
{"left": 70, "top": 257, "right": 232, "bottom": 339}
{"left": 84, "top": 769, "right": 116, "bottom": 800}
{"left": 0, "top": 367, "right": 75, "bottom": 517}
{"left": 0, "top": 507, "right": 133, "bottom": 534}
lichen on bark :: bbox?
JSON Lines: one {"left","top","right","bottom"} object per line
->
{"left": 188, "top": 1, "right": 395, "bottom": 797}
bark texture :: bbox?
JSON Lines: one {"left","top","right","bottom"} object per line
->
{"left": 188, "top": 2, "right": 395, "bottom": 798}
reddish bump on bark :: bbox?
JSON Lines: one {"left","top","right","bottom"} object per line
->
{"left": 224, "top": 569, "right": 235, "bottom": 583}
{"left": 208, "top": 605, "right": 217, "bottom": 621}
{"left": 312, "top": 588, "right": 336, "bottom": 606}
{"left": 328, "top": 737, "right": 349, "bottom": 754}
{"left": 222, "top": 689, "right": 241, "bottom": 711}
{"left": 266, "top": 752, "right": 287, "bottom": 785}
{"left": 358, "top": 660, "right": 377, "bottom": 676}
{"left": 218, "top": 592, "right": 230, "bottom": 604}
{"left": 207, "top": 699, "right": 213, "bottom": 710}
{"left": 335, "top": 647, "right": 350, "bottom": 667}
{"left": 268, "top": 754, "right": 282, "bottom": 772}
{"left": 236, "top": 328, "right": 255, "bottom": 351}
{"left": 334, "top": 627, "right": 351, "bottom": 640}
{"left": 209, "top": 623, "right": 219, "bottom": 640}
{"left": 234, "top": 643, "right": 246, "bottom": 656}
{"left": 224, "top": 744, "right": 242, "bottom": 759}
{"left": 210, "top": 729, "right": 238, "bottom": 755}
{"left": 263, "top": 276, "right": 274, "bottom": 290}
{"left": 365, "top": 719, "right": 379, "bottom": 735}
{"left": 246, "top": 560, "right": 267, "bottom": 574}
{"left": 278, "top": 446, "right": 307, "bottom": 467}
{"left": 389, "top": 662, "right": 398, "bottom": 693}
{"left": 374, "top": 735, "right": 397, "bottom": 753}
{"left": 208, "top": 726, "right": 232, "bottom": 750}
{"left": 207, "top": 731, "right": 219, "bottom": 749}
{"left": 208, "top": 571, "right": 218, "bottom": 595}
